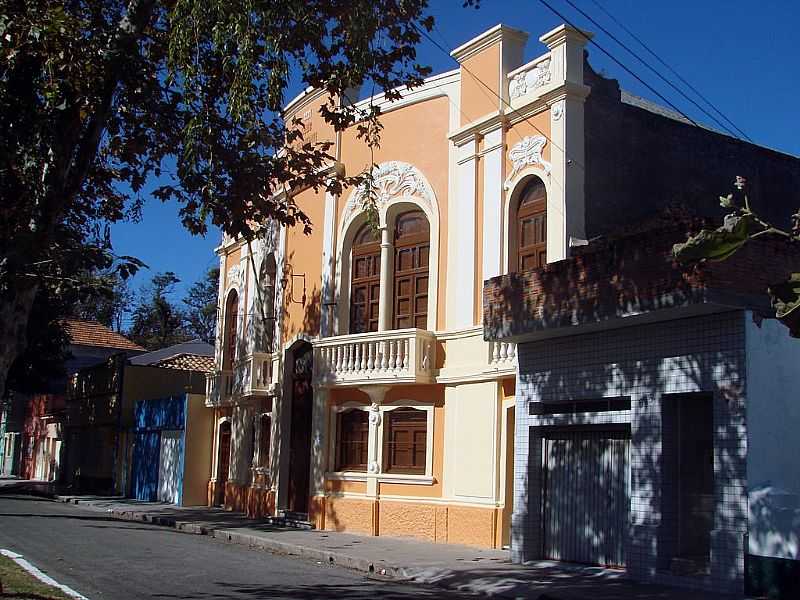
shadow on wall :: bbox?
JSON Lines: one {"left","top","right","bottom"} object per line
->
{"left": 509, "top": 312, "right": 748, "bottom": 590}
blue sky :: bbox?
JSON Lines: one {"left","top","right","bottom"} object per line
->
{"left": 111, "top": 0, "right": 799, "bottom": 321}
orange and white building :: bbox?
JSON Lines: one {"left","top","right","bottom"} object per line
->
{"left": 205, "top": 22, "right": 599, "bottom": 548}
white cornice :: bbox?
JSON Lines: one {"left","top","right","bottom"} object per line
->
{"left": 450, "top": 23, "right": 528, "bottom": 63}
{"left": 539, "top": 24, "right": 593, "bottom": 49}
{"left": 449, "top": 110, "right": 506, "bottom": 145}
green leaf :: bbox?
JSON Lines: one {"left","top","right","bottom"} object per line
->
{"left": 769, "top": 273, "right": 800, "bottom": 337}
{"left": 673, "top": 214, "right": 758, "bottom": 263}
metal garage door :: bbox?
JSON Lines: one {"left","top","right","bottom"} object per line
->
{"left": 542, "top": 429, "right": 630, "bottom": 567}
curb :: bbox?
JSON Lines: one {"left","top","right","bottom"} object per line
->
{"left": 54, "top": 496, "right": 411, "bottom": 580}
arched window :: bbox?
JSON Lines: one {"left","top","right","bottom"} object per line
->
{"left": 510, "top": 178, "right": 547, "bottom": 272}
{"left": 393, "top": 210, "right": 429, "bottom": 329}
{"left": 258, "top": 255, "right": 277, "bottom": 352}
{"left": 223, "top": 289, "right": 239, "bottom": 370}
{"left": 349, "top": 223, "right": 380, "bottom": 334}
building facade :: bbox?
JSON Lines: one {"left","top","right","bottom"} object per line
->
{"left": 205, "top": 18, "right": 800, "bottom": 583}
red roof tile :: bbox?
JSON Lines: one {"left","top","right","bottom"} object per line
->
{"left": 62, "top": 320, "right": 145, "bottom": 352}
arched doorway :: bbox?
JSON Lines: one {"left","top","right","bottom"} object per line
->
{"left": 216, "top": 421, "right": 232, "bottom": 506}
{"left": 287, "top": 342, "right": 313, "bottom": 514}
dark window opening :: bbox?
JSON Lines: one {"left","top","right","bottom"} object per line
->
{"left": 530, "top": 396, "right": 631, "bottom": 415}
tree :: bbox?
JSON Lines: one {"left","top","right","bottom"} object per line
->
{"left": 183, "top": 266, "right": 219, "bottom": 344}
{"left": 71, "top": 271, "right": 133, "bottom": 332}
{"left": 1, "top": 1, "right": 468, "bottom": 400}
{"left": 673, "top": 176, "right": 800, "bottom": 335}
{"left": 128, "top": 271, "right": 188, "bottom": 349}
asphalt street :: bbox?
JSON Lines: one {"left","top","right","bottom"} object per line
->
{"left": 0, "top": 494, "right": 472, "bottom": 599}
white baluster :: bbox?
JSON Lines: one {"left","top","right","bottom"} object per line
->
{"left": 380, "top": 341, "right": 388, "bottom": 371}
{"left": 388, "top": 340, "right": 396, "bottom": 370}
{"left": 403, "top": 338, "right": 410, "bottom": 371}
{"left": 500, "top": 342, "right": 509, "bottom": 362}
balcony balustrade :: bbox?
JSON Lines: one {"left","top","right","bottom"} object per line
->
{"left": 314, "top": 328, "right": 436, "bottom": 387}
{"left": 487, "top": 340, "right": 517, "bottom": 371}
{"left": 205, "top": 351, "right": 276, "bottom": 406}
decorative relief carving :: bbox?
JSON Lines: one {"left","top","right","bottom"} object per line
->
{"left": 509, "top": 58, "right": 552, "bottom": 99}
{"left": 227, "top": 264, "right": 241, "bottom": 287}
{"left": 551, "top": 100, "right": 564, "bottom": 121}
{"left": 341, "top": 161, "right": 434, "bottom": 228}
{"left": 504, "top": 136, "right": 551, "bottom": 189}
{"left": 368, "top": 402, "right": 381, "bottom": 426}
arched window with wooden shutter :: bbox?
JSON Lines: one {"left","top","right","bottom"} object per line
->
{"left": 223, "top": 289, "right": 239, "bottom": 370}
{"left": 393, "top": 210, "right": 430, "bottom": 330}
{"left": 349, "top": 223, "right": 381, "bottom": 334}
{"left": 510, "top": 178, "right": 547, "bottom": 272}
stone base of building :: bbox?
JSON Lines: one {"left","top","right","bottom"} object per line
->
{"left": 223, "top": 481, "right": 275, "bottom": 518}
{"left": 310, "top": 495, "right": 504, "bottom": 548}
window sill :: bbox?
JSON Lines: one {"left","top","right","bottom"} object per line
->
{"left": 325, "top": 471, "right": 435, "bottom": 485}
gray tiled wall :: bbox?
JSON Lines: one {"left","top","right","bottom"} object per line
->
{"left": 512, "top": 310, "right": 747, "bottom": 594}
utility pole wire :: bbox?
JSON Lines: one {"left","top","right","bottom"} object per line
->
{"left": 586, "top": 0, "right": 752, "bottom": 142}
{"left": 563, "top": 0, "right": 750, "bottom": 141}
{"left": 535, "top": 0, "right": 701, "bottom": 129}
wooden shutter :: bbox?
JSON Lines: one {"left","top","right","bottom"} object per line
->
{"left": 336, "top": 410, "right": 369, "bottom": 471}
{"left": 350, "top": 224, "right": 381, "bottom": 334}
{"left": 513, "top": 179, "right": 547, "bottom": 272}
{"left": 385, "top": 408, "right": 427, "bottom": 474}
{"left": 393, "top": 211, "right": 430, "bottom": 330}
{"left": 223, "top": 290, "right": 238, "bottom": 370}
{"left": 259, "top": 415, "right": 271, "bottom": 468}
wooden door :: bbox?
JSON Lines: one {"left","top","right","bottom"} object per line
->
{"left": 393, "top": 211, "right": 429, "bottom": 330}
{"left": 350, "top": 224, "right": 381, "bottom": 333}
{"left": 287, "top": 343, "right": 313, "bottom": 514}
{"left": 514, "top": 179, "right": 547, "bottom": 272}
{"left": 216, "top": 422, "right": 231, "bottom": 506}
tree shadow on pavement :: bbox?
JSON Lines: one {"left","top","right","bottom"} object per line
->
{"left": 151, "top": 579, "right": 477, "bottom": 600}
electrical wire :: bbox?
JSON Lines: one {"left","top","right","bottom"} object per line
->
{"left": 561, "top": 0, "right": 749, "bottom": 141}
{"left": 535, "top": 0, "right": 701, "bottom": 129}
{"left": 586, "top": 0, "right": 751, "bottom": 142}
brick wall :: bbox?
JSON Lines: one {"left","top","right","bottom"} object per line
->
{"left": 512, "top": 311, "right": 748, "bottom": 593}
{"left": 484, "top": 225, "right": 799, "bottom": 342}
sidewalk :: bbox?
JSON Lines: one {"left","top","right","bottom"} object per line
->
{"left": 54, "top": 495, "right": 739, "bottom": 600}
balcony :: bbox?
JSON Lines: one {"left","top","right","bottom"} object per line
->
{"left": 314, "top": 328, "right": 436, "bottom": 387}
{"left": 205, "top": 352, "right": 276, "bottom": 406}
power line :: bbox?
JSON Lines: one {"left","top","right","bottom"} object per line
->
{"left": 586, "top": 0, "right": 751, "bottom": 142}
{"left": 420, "top": 23, "right": 585, "bottom": 174}
{"left": 535, "top": 0, "right": 701, "bottom": 129}
{"left": 561, "top": 0, "right": 750, "bottom": 141}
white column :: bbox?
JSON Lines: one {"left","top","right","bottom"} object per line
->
{"left": 309, "top": 385, "right": 329, "bottom": 497}
{"left": 377, "top": 226, "right": 393, "bottom": 332}
{"left": 482, "top": 127, "right": 504, "bottom": 280}
{"left": 362, "top": 386, "right": 388, "bottom": 497}
{"left": 449, "top": 135, "right": 478, "bottom": 328}
{"left": 320, "top": 192, "right": 337, "bottom": 338}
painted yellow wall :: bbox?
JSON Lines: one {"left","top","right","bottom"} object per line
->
{"left": 182, "top": 393, "right": 214, "bottom": 506}
{"left": 460, "top": 42, "right": 500, "bottom": 124}
{"left": 281, "top": 186, "right": 326, "bottom": 345}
